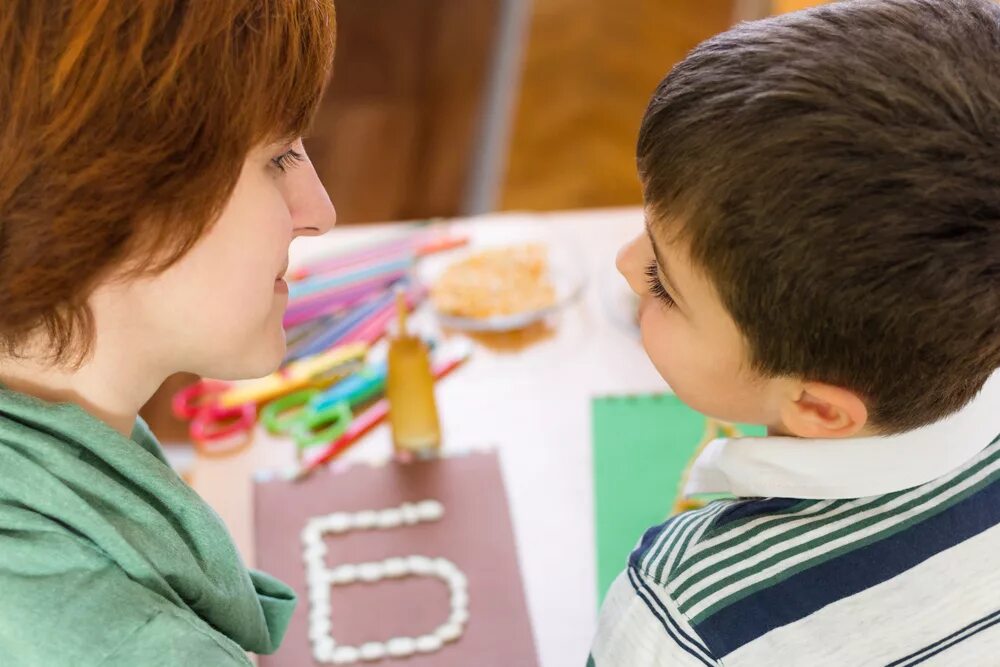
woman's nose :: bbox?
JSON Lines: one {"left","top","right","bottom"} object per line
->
{"left": 291, "top": 157, "right": 336, "bottom": 238}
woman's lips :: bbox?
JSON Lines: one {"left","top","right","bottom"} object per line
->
{"left": 275, "top": 259, "right": 290, "bottom": 293}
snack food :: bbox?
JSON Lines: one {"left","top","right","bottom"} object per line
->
{"left": 430, "top": 244, "right": 557, "bottom": 320}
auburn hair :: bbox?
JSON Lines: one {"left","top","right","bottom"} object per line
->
{"left": 0, "top": 0, "right": 336, "bottom": 362}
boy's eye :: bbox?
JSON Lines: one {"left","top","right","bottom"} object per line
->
{"left": 271, "top": 148, "right": 306, "bottom": 173}
{"left": 644, "top": 260, "right": 676, "bottom": 308}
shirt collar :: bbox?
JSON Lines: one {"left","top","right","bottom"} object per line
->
{"left": 684, "top": 369, "right": 1000, "bottom": 500}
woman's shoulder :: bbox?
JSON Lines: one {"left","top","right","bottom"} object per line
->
{"left": 96, "top": 609, "right": 252, "bottom": 666}
{"left": 0, "top": 525, "right": 248, "bottom": 666}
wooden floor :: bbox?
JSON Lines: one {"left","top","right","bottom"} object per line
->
{"left": 774, "top": 0, "right": 827, "bottom": 12}
{"left": 305, "top": 0, "right": 500, "bottom": 224}
{"left": 499, "top": 0, "right": 836, "bottom": 211}
{"left": 297, "top": 1, "right": 833, "bottom": 222}
{"left": 304, "top": 1, "right": 828, "bottom": 220}
{"left": 500, "top": 0, "right": 736, "bottom": 211}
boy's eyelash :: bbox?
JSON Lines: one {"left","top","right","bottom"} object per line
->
{"left": 271, "top": 148, "right": 306, "bottom": 173}
{"left": 644, "top": 261, "right": 676, "bottom": 308}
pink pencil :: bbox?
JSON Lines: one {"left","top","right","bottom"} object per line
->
{"left": 283, "top": 273, "right": 407, "bottom": 327}
{"left": 290, "top": 229, "right": 426, "bottom": 280}
{"left": 291, "top": 232, "right": 468, "bottom": 281}
{"left": 287, "top": 271, "right": 405, "bottom": 309}
{"left": 283, "top": 288, "right": 382, "bottom": 329}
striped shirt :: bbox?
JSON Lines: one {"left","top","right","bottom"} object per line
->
{"left": 590, "top": 370, "right": 1000, "bottom": 666}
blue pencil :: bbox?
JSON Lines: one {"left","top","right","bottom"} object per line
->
{"left": 288, "top": 258, "right": 413, "bottom": 300}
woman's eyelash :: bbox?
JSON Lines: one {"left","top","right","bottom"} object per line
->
{"left": 644, "top": 261, "right": 676, "bottom": 308}
{"left": 271, "top": 148, "right": 306, "bottom": 173}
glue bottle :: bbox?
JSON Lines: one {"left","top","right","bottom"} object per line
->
{"left": 387, "top": 289, "right": 441, "bottom": 457}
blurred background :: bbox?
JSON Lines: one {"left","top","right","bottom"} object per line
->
{"left": 305, "top": 0, "right": 824, "bottom": 224}
{"left": 141, "top": 0, "right": 826, "bottom": 440}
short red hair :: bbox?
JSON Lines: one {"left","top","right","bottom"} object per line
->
{"left": 0, "top": 0, "right": 336, "bottom": 362}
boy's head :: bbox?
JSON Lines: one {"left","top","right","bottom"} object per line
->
{"left": 619, "top": 0, "right": 1000, "bottom": 437}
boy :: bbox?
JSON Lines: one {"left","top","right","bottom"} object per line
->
{"left": 593, "top": 0, "right": 1000, "bottom": 664}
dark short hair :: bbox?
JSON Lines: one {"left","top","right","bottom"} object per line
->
{"left": 638, "top": 0, "right": 1000, "bottom": 433}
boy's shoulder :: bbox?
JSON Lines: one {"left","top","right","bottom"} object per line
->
{"left": 624, "top": 434, "right": 999, "bottom": 655}
{"left": 629, "top": 496, "right": 830, "bottom": 617}
{"left": 630, "top": 497, "right": 816, "bottom": 585}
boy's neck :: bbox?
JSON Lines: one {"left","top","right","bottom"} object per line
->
{"left": 766, "top": 423, "right": 881, "bottom": 439}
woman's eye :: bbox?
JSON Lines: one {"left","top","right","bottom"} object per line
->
{"left": 271, "top": 148, "right": 306, "bottom": 173}
{"left": 644, "top": 260, "right": 676, "bottom": 308}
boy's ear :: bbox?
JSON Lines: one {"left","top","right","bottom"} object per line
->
{"left": 779, "top": 382, "right": 869, "bottom": 439}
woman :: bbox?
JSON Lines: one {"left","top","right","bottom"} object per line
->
{"left": 0, "top": 1, "right": 336, "bottom": 664}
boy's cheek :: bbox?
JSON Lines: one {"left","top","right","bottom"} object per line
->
{"left": 639, "top": 309, "right": 683, "bottom": 383}
{"left": 640, "top": 312, "right": 764, "bottom": 423}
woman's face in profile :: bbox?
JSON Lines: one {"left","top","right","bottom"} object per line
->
{"left": 94, "top": 139, "right": 335, "bottom": 381}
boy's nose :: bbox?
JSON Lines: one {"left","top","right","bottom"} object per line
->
{"left": 616, "top": 233, "right": 650, "bottom": 296}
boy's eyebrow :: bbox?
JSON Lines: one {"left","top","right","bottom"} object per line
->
{"left": 645, "top": 228, "right": 686, "bottom": 307}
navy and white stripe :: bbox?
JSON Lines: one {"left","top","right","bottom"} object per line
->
{"left": 590, "top": 372, "right": 1000, "bottom": 667}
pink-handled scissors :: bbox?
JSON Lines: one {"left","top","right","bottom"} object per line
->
{"left": 172, "top": 380, "right": 256, "bottom": 456}
{"left": 169, "top": 343, "right": 366, "bottom": 456}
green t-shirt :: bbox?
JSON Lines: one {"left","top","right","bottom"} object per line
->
{"left": 0, "top": 385, "right": 295, "bottom": 666}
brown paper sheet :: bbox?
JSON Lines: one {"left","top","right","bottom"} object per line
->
{"left": 253, "top": 450, "right": 539, "bottom": 666}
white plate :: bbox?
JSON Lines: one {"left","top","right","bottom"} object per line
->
{"left": 417, "top": 224, "right": 586, "bottom": 332}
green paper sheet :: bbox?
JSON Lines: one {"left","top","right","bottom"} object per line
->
{"left": 591, "top": 393, "right": 766, "bottom": 605}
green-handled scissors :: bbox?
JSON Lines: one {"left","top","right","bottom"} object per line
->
{"left": 260, "top": 361, "right": 387, "bottom": 450}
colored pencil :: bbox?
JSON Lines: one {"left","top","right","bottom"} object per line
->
{"left": 288, "top": 290, "right": 398, "bottom": 361}
{"left": 289, "top": 225, "right": 427, "bottom": 280}
{"left": 289, "top": 258, "right": 412, "bottom": 300}
{"left": 290, "top": 231, "right": 468, "bottom": 281}
{"left": 339, "top": 287, "right": 427, "bottom": 347}
{"left": 287, "top": 351, "right": 469, "bottom": 481}
{"left": 283, "top": 286, "right": 384, "bottom": 329}
{"left": 287, "top": 284, "right": 423, "bottom": 361}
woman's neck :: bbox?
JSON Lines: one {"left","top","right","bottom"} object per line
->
{"left": 0, "top": 338, "right": 165, "bottom": 437}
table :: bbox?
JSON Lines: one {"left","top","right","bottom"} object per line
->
{"left": 191, "top": 207, "right": 669, "bottom": 667}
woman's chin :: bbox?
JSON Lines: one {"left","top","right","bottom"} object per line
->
{"left": 247, "top": 336, "right": 287, "bottom": 378}
{"left": 206, "top": 335, "right": 286, "bottom": 381}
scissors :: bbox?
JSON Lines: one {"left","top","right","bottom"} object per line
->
{"left": 259, "top": 361, "right": 388, "bottom": 452}
{"left": 171, "top": 343, "right": 368, "bottom": 456}
{"left": 168, "top": 380, "right": 253, "bottom": 456}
